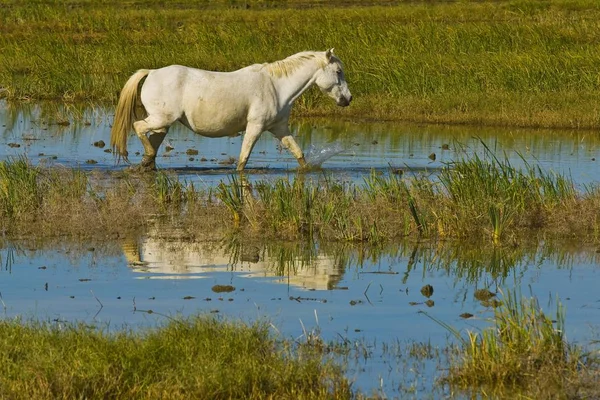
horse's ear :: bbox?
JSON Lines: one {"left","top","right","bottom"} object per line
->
{"left": 326, "top": 48, "right": 335, "bottom": 61}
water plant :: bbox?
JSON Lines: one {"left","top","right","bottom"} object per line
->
{"left": 0, "top": 157, "right": 41, "bottom": 219}
{"left": 215, "top": 174, "right": 246, "bottom": 227}
{"left": 423, "top": 289, "right": 596, "bottom": 397}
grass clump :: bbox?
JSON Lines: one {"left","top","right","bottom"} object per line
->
{"left": 0, "top": 316, "right": 352, "bottom": 399}
{"left": 435, "top": 141, "right": 577, "bottom": 242}
{"left": 440, "top": 290, "right": 598, "bottom": 398}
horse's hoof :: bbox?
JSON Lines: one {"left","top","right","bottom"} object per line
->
{"left": 127, "top": 163, "right": 155, "bottom": 173}
{"left": 140, "top": 156, "right": 157, "bottom": 171}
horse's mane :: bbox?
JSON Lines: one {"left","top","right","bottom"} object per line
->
{"left": 264, "top": 51, "right": 328, "bottom": 78}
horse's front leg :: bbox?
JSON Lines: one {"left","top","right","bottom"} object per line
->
{"left": 271, "top": 124, "right": 307, "bottom": 169}
{"left": 237, "top": 123, "right": 264, "bottom": 171}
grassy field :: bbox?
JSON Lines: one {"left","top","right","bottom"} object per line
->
{"left": 2, "top": 0, "right": 600, "bottom": 128}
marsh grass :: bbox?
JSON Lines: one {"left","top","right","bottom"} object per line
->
{"left": 431, "top": 290, "right": 599, "bottom": 398}
{"left": 0, "top": 316, "right": 352, "bottom": 399}
{"left": 2, "top": 1, "right": 600, "bottom": 127}
{"left": 0, "top": 149, "right": 596, "bottom": 242}
{"left": 434, "top": 140, "right": 579, "bottom": 242}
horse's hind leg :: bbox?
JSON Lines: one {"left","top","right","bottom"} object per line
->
{"left": 133, "top": 116, "right": 171, "bottom": 170}
{"left": 146, "top": 131, "right": 168, "bottom": 169}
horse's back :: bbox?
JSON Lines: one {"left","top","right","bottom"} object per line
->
{"left": 141, "top": 64, "right": 276, "bottom": 136}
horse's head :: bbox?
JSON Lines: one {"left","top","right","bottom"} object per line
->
{"left": 315, "top": 49, "right": 352, "bottom": 107}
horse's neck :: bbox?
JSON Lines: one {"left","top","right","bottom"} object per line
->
{"left": 272, "top": 61, "right": 320, "bottom": 107}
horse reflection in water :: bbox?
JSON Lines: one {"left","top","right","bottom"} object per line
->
{"left": 121, "top": 231, "right": 345, "bottom": 291}
{"left": 110, "top": 49, "right": 352, "bottom": 171}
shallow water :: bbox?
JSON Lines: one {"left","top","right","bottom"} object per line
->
{"left": 2, "top": 102, "right": 600, "bottom": 189}
{"left": 2, "top": 102, "right": 600, "bottom": 396}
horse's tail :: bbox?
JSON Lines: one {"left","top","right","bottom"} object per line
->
{"left": 110, "top": 69, "right": 150, "bottom": 162}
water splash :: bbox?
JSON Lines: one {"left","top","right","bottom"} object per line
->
{"left": 304, "top": 142, "right": 345, "bottom": 167}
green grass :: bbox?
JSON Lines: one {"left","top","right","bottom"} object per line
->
{"left": 0, "top": 316, "right": 352, "bottom": 399}
{"left": 2, "top": 0, "right": 600, "bottom": 128}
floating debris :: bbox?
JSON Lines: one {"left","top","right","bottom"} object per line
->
{"left": 212, "top": 285, "right": 235, "bottom": 293}
{"left": 186, "top": 148, "right": 199, "bottom": 155}
{"left": 289, "top": 296, "right": 327, "bottom": 303}
{"left": 218, "top": 156, "right": 236, "bottom": 165}
{"left": 474, "top": 288, "right": 496, "bottom": 302}
{"left": 481, "top": 299, "right": 502, "bottom": 308}
{"left": 360, "top": 271, "right": 399, "bottom": 275}
{"left": 93, "top": 140, "right": 105, "bottom": 148}
{"left": 420, "top": 284, "right": 434, "bottom": 298}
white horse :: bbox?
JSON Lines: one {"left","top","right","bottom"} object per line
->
{"left": 110, "top": 49, "right": 352, "bottom": 171}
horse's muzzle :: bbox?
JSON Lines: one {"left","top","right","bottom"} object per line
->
{"left": 337, "top": 95, "right": 352, "bottom": 107}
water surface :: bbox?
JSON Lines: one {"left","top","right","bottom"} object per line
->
{"left": 2, "top": 102, "right": 599, "bottom": 188}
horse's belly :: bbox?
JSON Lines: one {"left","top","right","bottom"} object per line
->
{"left": 190, "top": 121, "right": 245, "bottom": 138}
{"left": 185, "top": 97, "right": 248, "bottom": 138}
